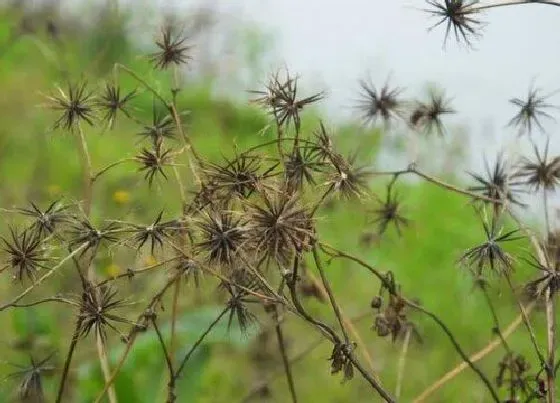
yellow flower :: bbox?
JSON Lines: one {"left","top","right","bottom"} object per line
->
{"left": 105, "top": 263, "right": 121, "bottom": 278}
{"left": 113, "top": 190, "right": 130, "bottom": 205}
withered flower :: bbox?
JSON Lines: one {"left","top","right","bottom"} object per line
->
{"left": 515, "top": 140, "right": 560, "bottom": 191}
{"left": 249, "top": 70, "right": 324, "bottom": 132}
{"left": 136, "top": 143, "right": 174, "bottom": 187}
{"left": 78, "top": 284, "right": 135, "bottom": 342}
{"left": 196, "top": 209, "right": 246, "bottom": 266}
{"left": 150, "top": 24, "right": 192, "bottom": 70}
{"left": 285, "top": 146, "right": 325, "bottom": 192}
{"left": 2, "top": 227, "right": 48, "bottom": 283}
{"left": 522, "top": 255, "right": 560, "bottom": 299}
{"left": 7, "top": 353, "right": 55, "bottom": 403}
{"left": 424, "top": 0, "right": 482, "bottom": 47}
{"left": 409, "top": 90, "right": 455, "bottom": 136}
{"left": 17, "top": 200, "right": 69, "bottom": 238}
{"left": 373, "top": 294, "right": 408, "bottom": 342}
{"left": 461, "top": 216, "right": 522, "bottom": 276}
{"left": 326, "top": 154, "right": 370, "bottom": 199}
{"left": 310, "top": 121, "right": 335, "bottom": 162}
{"left": 138, "top": 101, "right": 175, "bottom": 145}
{"left": 246, "top": 192, "right": 314, "bottom": 265}
{"left": 203, "top": 154, "right": 271, "bottom": 199}
{"left": 355, "top": 77, "right": 404, "bottom": 128}
{"left": 126, "top": 211, "right": 175, "bottom": 254}
{"left": 68, "top": 219, "right": 119, "bottom": 257}
{"left": 45, "top": 82, "right": 96, "bottom": 131}
{"left": 329, "top": 342, "right": 356, "bottom": 383}
{"left": 508, "top": 85, "right": 558, "bottom": 137}
{"left": 468, "top": 154, "right": 525, "bottom": 207}
{"left": 369, "top": 186, "right": 409, "bottom": 236}
{"left": 97, "top": 82, "right": 137, "bottom": 129}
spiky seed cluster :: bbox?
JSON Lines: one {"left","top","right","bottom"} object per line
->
{"left": 468, "top": 155, "right": 524, "bottom": 207}
{"left": 222, "top": 271, "right": 259, "bottom": 332}
{"left": 250, "top": 70, "right": 324, "bottom": 132}
{"left": 78, "top": 284, "right": 134, "bottom": 342}
{"left": 508, "top": 86, "right": 558, "bottom": 137}
{"left": 356, "top": 77, "right": 404, "bottom": 128}
{"left": 46, "top": 82, "right": 96, "bottom": 131}
{"left": 17, "top": 200, "right": 69, "bottom": 238}
{"left": 127, "top": 211, "right": 175, "bottom": 254}
{"left": 203, "top": 154, "right": 269, "bottom": 199}
{"left": 69, "top": 219, "right": 119, "bottom": 257}
{"left": 370, "top": 186, "right": 409, "bottom": 236}
{"left": 139, "top": 102, "right": 176, "bottom": 145}
{"left": 136, "top": 143, "right": 173, "bottom": 187}
{"left": 284, "top": 146, "right": 324, "bottom": 192}
{"left": 7, "top": 354, "right": 54, "bottom": 402}
{"left": 424, "top": 0, "right": 482, "bottom": 46}
{"left": 409, "top": 91, "right": 455, "bottom": 136}
{"left": 97, "top": 83, "right": 137, "bottom": 129}
{"left": 196, "top": 209, "right": 246, "bottom": 266}
{"left": 150, "top": 25, "right": 192, "bottom": 70}
{"left": 523, "top": 255, "right": 560, "bottom": 299}
{"left": 461, "top": 218, "right": 522, "bottom": 277}
{"left": 2, "top": 228, "right": 47, "bottom": 283}
{"left": 515, "top": 142, "right": 560, "bottom": 191}
{"left": 246, "top": 192, "right": 314, "bottom": 265}
{"left": 326, "top": 155, "right": 370, "bottom": 199}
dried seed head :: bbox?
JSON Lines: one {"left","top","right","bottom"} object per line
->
{"left": 284, "top": 146, "right": 325, "bottom": 192}
{"left": 68, "top": 219, "right": 119, "bottom": 258}
{"left": 138, "top": 101, "right": 176, "bottom": 145}
{"left": 126, "top": 211, "right": 175, "bottom": 254}
{"left": 97, "top": 82, "right": 137, "bottom": 130}
{"left": 409, "top": 90, "right": 455, "bottom": 136}
{"left": 1, "top": 227, "right": 48, "bottom": 283}
{"left": 78, "top": 284, "right": 135, "bottom": 342}
{"left": 369, "top": 186, "right": 409, "bottom": 237}
{"left": 461, "top": 216, "right": 522, "bottom": 277}
{"left": 196, "top": 209, "right": 246, "bottom": 267}
{"left": 514, "top": 140, "right": 560, "bottom": 191}
{"left": 135, "top": 143, "right": 173, "bottom": 187}
{"left": 249, "top": 70, "right": 324, "bottom": 132}
{"left": 424, "top": 0, "right": 483, "bottom": 47}
{"left": 326, "top": 154, "right": 370, "bottom": 199}
{"left": 150, "top": 24, "right": 192, "bottom": 70}
{"left": 355, "top": 77, "right": 404, "bottom": 128}
{"left": 508, "top": 85, "right": 558, "bottom": 137}
{"left": 17, "top": 200, "right": 69, "bottom": 238}
{"left": 468, "top": 154, "right": 525, "bottom": 207}
{"left": 246, "top": 191, "right": 314, "bottom": 266}
{"left": 45, "top": 82, "right": 96, "bottom": 131}
{"left": 7, "top": 353, "right": 55, "bottom": 403}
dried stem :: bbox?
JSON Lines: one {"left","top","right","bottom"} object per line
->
{"left": 273, "top": 307, "right": 298, "bottom": 403}
{"left": 152, "top": 316, "right": 176, "bottom": 403}
{"left": 395, "top": 326, "right": 412, "bottom": 400}
{"left": 76, "top": 124, "right": 93, "bottom": 217}
{"left": 96, "top": 333, "right": 118, "bottom": 403}
{"left": 56, "top": 318, "right": 83, "bottom": 403}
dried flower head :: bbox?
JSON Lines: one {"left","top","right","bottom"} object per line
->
{"left": 461, "top": 216, "right": 522, "bottom": 277}
{"left": 468, "top": 154, "right": 525, "bottom": 207}
{"left": 150, "top": 24, "right": 192, "bottom": 70}
{"left": 45, "top": 82, "right": 96, "bottom": 131}
{"left": 326, "top": 154, "right": 370, "bottom": 199}
{"left": 246, "top": 192, "right": 314, "bottom": 265}
{"left": 78, "top": 284, "right": 135, "bottom": 342}
{"left": 409, "top": 90, "right": 455, "bottom": 136}
{"left": 250, "top": 70, "right": 324, "bottom": 132}
{"left": 196, "top": 209, "right": 246, "bottom": 266}
{"left": 2, "top": 227, "right": 47, "bottom": 283}
{"left": 7, "top": 353, "right": 55, "bottom": 403}
{"left": 203, "top": 154, "right": 271, "bottom": 199}
{"left": 138, "top": 102, "right": 176, "bottom": 145}
{"left": 369, "top": 185, "right": 409, "bottom": 236}
{"left": 355, "top": 76, "right": 404, "bottom": 128}
{"left": 514, "top": 140, "right": 560, "bottom": 191}
{"left": 508, "top": 85, "right": 558, "bottom": 137}
{"left": 523, "top": 255, "right": 560, "bottom": 299}
{"left": 373, "top": 294, "right": 408, "bottom": 342}
{"left": 97, "top": 82, "right": 137, "bottom": 129}
{"left": 329, "top": 342, "right": 356, "bottom": 383}
{"left": 68, "top": 219, "right": 119, "bottom": 257}
{"left": 17, "top": 200, "right": 69, "bottom": 238}
{"left": 136, "top": 143, "right": 174, "bottom": 187}
{"left": 125, "top": 211, "right": 175, "bottom": 254}
{"left": 285, "top": 146, "right": 325, "bottom": 192}
{"left": 424, "top": 0, "right": 482, "bottom": 47}
{"left": 310, "top": 121, "right": 335, "bottom": 162}
{"left": 222, "top": 272, "right": 259, "bottom": 333}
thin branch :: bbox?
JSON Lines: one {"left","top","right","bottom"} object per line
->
{"left": 273, "top": 307, "right": 298, "bottom": 403}
{"left": 395, "top": 326, "right": 412, "bottom": 400}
